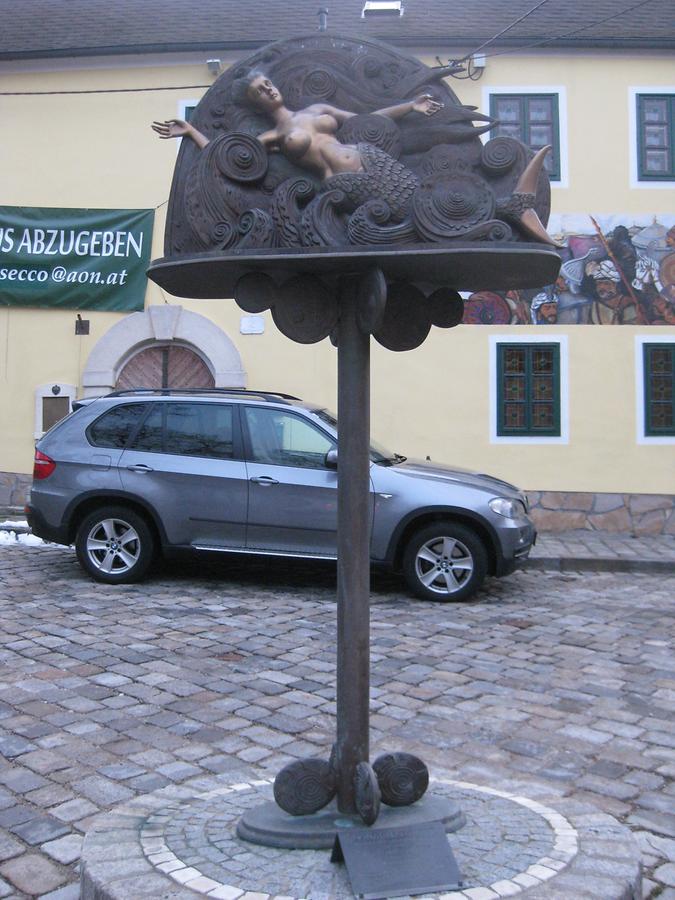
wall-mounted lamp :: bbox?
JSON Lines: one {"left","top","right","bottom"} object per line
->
{"left": 471, "top": 54, "right": 487, "bottom": 69}
{"left": 362, "top": 1, "right": 403, "bottom": 17}
{"left": 207, "top": 58, "right": 222, "bottom": 76}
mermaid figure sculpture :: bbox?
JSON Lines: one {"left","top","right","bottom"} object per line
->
{"left": 153, "top": 71, "right": 441, "bottom": 177}
{"left": 153, "top": 71, "right": 446, "bottom": 221}
{"left": 153, "top": 67, "right": 554, "bottom": 249}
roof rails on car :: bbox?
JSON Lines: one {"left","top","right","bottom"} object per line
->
{"left": 104, "top": 388, "right": 302, "bottom": 402}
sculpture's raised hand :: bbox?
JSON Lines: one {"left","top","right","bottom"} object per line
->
{"left": 151, "top": 119, "right": 210, "bottom": 149}
{"left": 151, "top": 119, "right": 192, "bottom": 139}
{"left": 412, "top": 94, "right": 443, "bottom": 116}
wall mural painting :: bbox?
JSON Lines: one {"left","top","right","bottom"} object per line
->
{"left": 463, "top": 215, "right": 675, "bottom": 325}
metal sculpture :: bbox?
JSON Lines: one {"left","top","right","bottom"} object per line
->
{"left": 149, "top": 32, "right": 561, "bottom": 844}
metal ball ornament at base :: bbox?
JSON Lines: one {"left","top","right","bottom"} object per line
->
{"left": 273, "top": 758, "right": 336, "bottom": 816}
{"left": 354, "top": 762, "right": 381, "bottom": 826}
{"left": 373, "top": 752, "right": 430, "bottom": 807}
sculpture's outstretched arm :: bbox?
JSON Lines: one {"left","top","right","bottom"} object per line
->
{"left": 373, "top": 93, "right": 443, "bottom": 120}
{"left": 151, "top": 119, "right": 210, "bottom": 150}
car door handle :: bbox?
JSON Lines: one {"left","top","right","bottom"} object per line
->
{"left": 126, "top": 464, "right": 154, "bottom": 473}
{"left": 250, "top": 476, "right": 279, "bottom": 485}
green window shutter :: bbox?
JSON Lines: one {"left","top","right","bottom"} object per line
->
{"left": 637, "top": 94, "right": 675, "bottom": 181}
{"left": 497, "top": 343, "right": 561, "bottom": 436}
{"left": 490, "top": 94, "right": 560, "bottom": 181}
{"left": 644, "top": 343, "right": 675, "bottom": 436}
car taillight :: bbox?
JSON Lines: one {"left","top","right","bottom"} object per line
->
{"left": 33, "top": 450, "right": 56, "bottom": 480}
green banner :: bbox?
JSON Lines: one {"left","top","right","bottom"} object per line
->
{"left": 0, "top": 206, "right": 154, "bottom": 311}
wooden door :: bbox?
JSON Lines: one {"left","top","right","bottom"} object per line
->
{"left": 116, "top": 345, "right": 215, "bottom": 390}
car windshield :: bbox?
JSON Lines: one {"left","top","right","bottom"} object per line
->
{"left": 311, "top": 408, "right": 405, "bottom": 465}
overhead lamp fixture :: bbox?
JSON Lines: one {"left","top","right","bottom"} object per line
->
{"left": 317, "top": 7, "right": 328, "bottom": 31}
{"left": 362, "top": 1, "right": 403, "bottom": 17}
{"left": 206, "top": 58, "right": 222, "bottom": 76}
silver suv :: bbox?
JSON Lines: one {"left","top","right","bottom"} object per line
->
{"left": 26, "top": 389, "right": 536, "bottom": 601}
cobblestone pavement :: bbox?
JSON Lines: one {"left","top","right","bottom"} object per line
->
{"left": 0, "top": 544, "right": 673, "bottom": 899}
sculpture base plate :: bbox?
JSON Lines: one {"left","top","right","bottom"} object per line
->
{"left": 236, "top": 793, "right": 466, "bottom": 849}
{"left": 148, "top": 243, "right": 562, "bottom": 299}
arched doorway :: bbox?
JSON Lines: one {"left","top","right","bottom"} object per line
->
{"left": 81, "top": 305, "right": 246, "bottom": 397}
{"left": 115, "top": 344, "right": 215, "bottom": 390}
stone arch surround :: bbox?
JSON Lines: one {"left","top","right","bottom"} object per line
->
{"left": 81, "top": 305, "right": 246, "bottom": 397}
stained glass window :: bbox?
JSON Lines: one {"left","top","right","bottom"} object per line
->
{"left": 497, "top": 344, "right": 560, "bottom": 436}
{"left": 644, "top": 344, "right": 675, "bottom": 435}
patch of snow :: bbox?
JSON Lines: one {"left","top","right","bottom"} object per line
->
{"left": 0, "top": 528, "right": 63, "bottom": 548}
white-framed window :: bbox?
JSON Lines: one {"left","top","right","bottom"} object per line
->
{"left": 34, "top": 383, "right": 76, "bottom": 439}
{"left": 635, "top": 334, "right": 675, "bottom": 444}
{"left": 629, "top": 87, "right": 675, "bottom": 188}
{"left": 489, "top": 334, "right": 569, "bottom": 444}
{"left": 482, "top": 86, "right": 568, "bottom": 187}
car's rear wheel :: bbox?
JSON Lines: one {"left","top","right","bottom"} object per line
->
{"left": 402, "top": 521, "right": 488, "bottom": 602}
{"left": 75, "top": 506, "right": 154, "bottom": 584}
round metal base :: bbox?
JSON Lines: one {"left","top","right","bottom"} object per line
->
{"left": 236, "top": 792, "right": 466, "bottom": 849}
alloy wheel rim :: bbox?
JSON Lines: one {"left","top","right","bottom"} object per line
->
{"left": 86, "top": 518, "right": 141, "bottom": 574}
{"left": 414, "top": 535, "right": 474, "bottom": 594}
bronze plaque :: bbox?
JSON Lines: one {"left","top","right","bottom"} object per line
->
{"left": 332, "top": 820, "right": 461, "bottom": 899}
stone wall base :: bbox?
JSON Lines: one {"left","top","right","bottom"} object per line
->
{"left": 1, "top": 469, "right": 673, "bottom": 535}
{"left": 0, "top": 472, "right": 32, "bottom": 514}
{"left": 528, "top": 491, "right": 675, "bottom": 535}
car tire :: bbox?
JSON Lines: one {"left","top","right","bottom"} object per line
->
{"left": 402, "top": 521, "right": 488, "bottom": 602}
{"left": 75, "top": 506, "right": 155, "bottom": 584}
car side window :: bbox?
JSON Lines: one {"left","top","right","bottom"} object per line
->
{"left": 130, "top": 402, "right": 235, "bottom": 459}
{"left": 244, "top": 407, "right": 335, "bottom": 468}
{"left": 88, "top": 403, "right": 147, "bottom": 449}
{"left": 131, "top": 406, "right": 163, "bottom": 452}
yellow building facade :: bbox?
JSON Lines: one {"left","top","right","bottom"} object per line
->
{"left": 1, "top": 44, "right": 674, "bottom": 531}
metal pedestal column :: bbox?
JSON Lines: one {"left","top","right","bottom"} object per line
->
{"left": 335, "top": 279, "right": 371, "bottom": 813}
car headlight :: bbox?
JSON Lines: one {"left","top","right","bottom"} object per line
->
{"left": 489, "top": 497, "right": 527, "bottom": 519}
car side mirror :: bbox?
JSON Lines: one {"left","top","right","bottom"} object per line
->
{"left": 325, "top": 448, "right": 338, "bottom": 469}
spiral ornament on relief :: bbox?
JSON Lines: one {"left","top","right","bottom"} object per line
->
{"left": 302, "top": 67, "right": 337, "bottom": 101}
{"left": 300, "top": 190, "right": 349, "bottom": 247}
{"left": 347, "top": 201, "right": 419, "bottom": 246}
{"left": 372, "top": 752, "right": 429, "bottom": 807}
{"left": 354, "top": 762, "right": 381, "bottom": 826}
{"left": 412, "top": 173, "right": 495, "bottom": 240}
{"left": 273, "top": 758, "right": 336, "bottom": 816}
{"left": 210, "top": 220, "right": 237, "bottom": 250}
{"left": 363, "top": 57, "right": 382, "bottom": 79}
{"left": 337, "top": 114, "right": 402, "bottom": 158}
{"left": 210, "top": 132, "right": 268, "bottom": 183}
{"left": 272, "top": 177, "right": 316, "bottom": 247}
{"left": 480, "top": 136, "right": 522, "bottom": 175}
{"left": 236, "top": 208, "right": 276, "bottom": 248}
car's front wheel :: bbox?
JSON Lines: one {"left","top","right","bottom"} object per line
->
{"left": 75, "top": 506, "right": 155, "bottom": 584}
{"left": 402, "top": 521, "right": 488, "bottom": 602}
